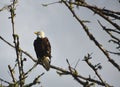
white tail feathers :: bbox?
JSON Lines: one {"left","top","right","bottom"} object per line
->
{"left": 42, "top": 57, "right": 50, "bottom": 71}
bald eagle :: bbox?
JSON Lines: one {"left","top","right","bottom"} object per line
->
{"left": 34, "top": 31, "right": 51, "bottom": 71}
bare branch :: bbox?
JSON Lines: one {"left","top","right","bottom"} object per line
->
{"left": 42, "top": 1, "right": 62, "bottom": 7}
{"left": 0, "top": 78, "right": 11, "bottom": 85}
{"left": 0, "top": 36, "right": 37, "bottom": 62}
{"left": 66, "top": 59, "right": 89, "bottom": 86}
{"left": 83, "top": 54, "right": 111, "bottom": 87}
{"left": 9, "top": 0, "right": 25, "bottom": 86}
{"left": 61, "top": 0, "right": 120, "bottom": 71}
{"left": 98, "top": 20, "right": 120, "bottom": 50}
{"left": 24, "top": 73, "right": 44, "bottom": 87}
{"left": 65, "top": 0, "right": 120, "bottom": 30}
{"left": 24, "top": 63, "right": 38, "bottom": 76}
{"left": 107, "top": 50, "right": 120, "bottom": 56}
{"left": 98, "top": 20, "right": 120, "bottom": 42}
{"left": 8, "top": 65, "right": 16, "bottom": 83}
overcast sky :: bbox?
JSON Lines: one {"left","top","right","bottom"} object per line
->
{"left": 0, "top": 0, "right": 120, "bottom": 87}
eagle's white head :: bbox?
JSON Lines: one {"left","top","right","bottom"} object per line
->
{"left": 34, "top": 31, "right": 45, "bottom": 38}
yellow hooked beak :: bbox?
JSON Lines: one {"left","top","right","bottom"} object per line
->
{"left": 34, "top": 32, "right": 38, "bottom": 35}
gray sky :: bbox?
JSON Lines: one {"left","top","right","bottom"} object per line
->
{"left": 0, "top": 0, "right": 120, "bottom": 87}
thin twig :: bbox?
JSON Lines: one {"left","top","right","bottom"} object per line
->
{"left": 8, "top": 65, "right": 16, "bottom": 83}
{"left": 24, "top": 73, "right": 44, "bottom": 87}
{"left": 98, "top": 20, "right": 120, "bottom": 42}
{"left": 0, "top": 36, "right": 36, "bottom": 62}
{"left": 84, "top": 54, "right": 110, "bottom": 87}
{"left": 0, "top": 78, "right": 11, "bottom": 85}
{"left": 24, "top": 63, "right": 38, "bottom": 76}
{"left": 66, "top": 59, "right": 88, "bottom": 86}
